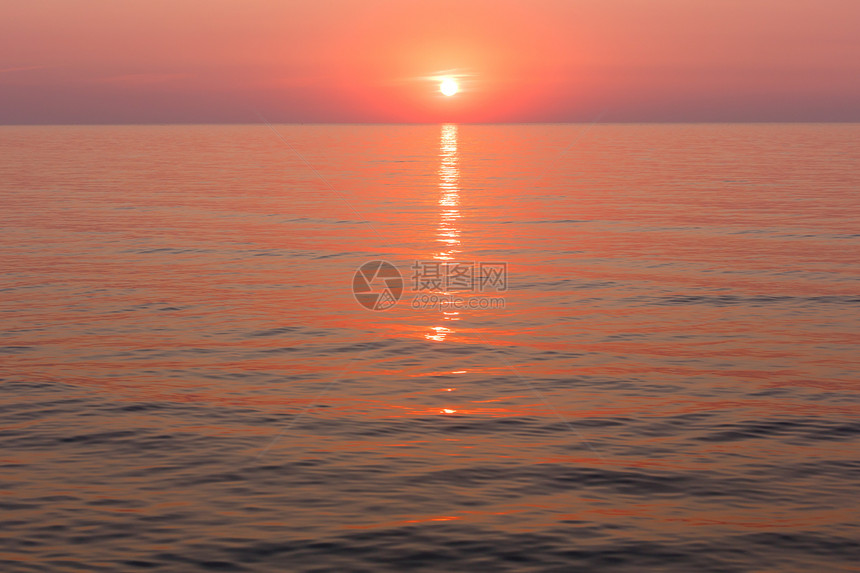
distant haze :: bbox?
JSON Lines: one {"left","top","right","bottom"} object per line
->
{"left": 2, "top": 0, "right": 859, "bottom": 123}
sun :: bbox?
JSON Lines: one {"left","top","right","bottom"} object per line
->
{"left": 440, "top": 78, "right": 458, "bottom": 97}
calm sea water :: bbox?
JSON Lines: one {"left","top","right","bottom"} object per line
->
{"left": 1, "top": 124, "right": 859, "bottom": 572}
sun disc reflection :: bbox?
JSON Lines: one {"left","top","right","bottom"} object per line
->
{"left": 436, "top": 124, "right": 461, "bottom": 262}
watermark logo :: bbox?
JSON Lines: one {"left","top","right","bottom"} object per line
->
{"left": 353, "top": 260, "right": 507, "bottom": 311}
{"left": 411, "top": 293, "right": 506, "bottom": 310}
{"left": 352, "top": 260, "right": 404, "bottom": 311}
{"left": 412, "top": 261, "right": 507, "bottom": 292}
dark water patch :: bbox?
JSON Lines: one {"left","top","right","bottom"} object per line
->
{"left": 0, "top": 397, "right": 92, "bottom": 422}
{"left": 440, "top": 416, "right": 634, "bottom": 438}
{"left": 105, "top": 347, "right": 224, "bottom": 360}
{"left": 118, "top": 560, "right": 161, "bottom": 569}
{"left": 257, "top": 346, "right": 303, "bottom": 355}
{"left": 247, "top": 326, "right": 301, "bottom": 337}
{"left": 313, "top": 251, "right": 365, "bottom": 259}
{"left": 125, "top": 247, "right": 216, "bottom": 255}
{"left": 243, "top": 326, "right": 334, "bottom": 340}
{"left": 57, "top": 430, "right": 140, "bottom": 445}
{"left": 1, "top": 423, "right": 247, "bottom": 456}
{"left": 428, "top": 343, "right": 507, "bottom": 357}
{"left": 0, "top": 501, "right": 40, "bottom": 511}
{"left": 527, "top": 350, "right": 590, "bottom": 363}
{"left": 228, "top": 248, "right": 323, "bottom": 259}
{"left": 327, "top": 340, "right": 399, "bottom": 355}
{"left": 400, "top": 463, "right": 779, "bottom": 503}
{"left": 206, "top": 524, "right": 752, "bottom": 572}
{"left": 0, "top": 346, "right": 36, "bottom": 354}
{"left": 749, "top": 459, "right": 860, "bottom": 483}
{"left": 697, "top": 418, "right": 860, "bottom": 443}
{"left": 635, "top": 412, "right": 718, "bottom": 437}
{"left": 499, "top": 219, "right": 592, "bottom": 224}
{"left": 281, "top": 217, "right": 370, "bottom": 226}
{"left": 530, "top": 375, "right": 684, "bottom": 395}
{"left": 508, "top": 278, "right": 578, "bottom": 291}
{"left": 641, "top": 294, "right": 860, "bottom": 307}
{"left": 739, "top": 531, "right": 860, "bottom": 563}
{"left": 111, "top": 402, "right": 170, "bottom": 413}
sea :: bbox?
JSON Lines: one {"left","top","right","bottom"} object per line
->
{"left": 1, "top": 123, "right": 859, "bottom": 572}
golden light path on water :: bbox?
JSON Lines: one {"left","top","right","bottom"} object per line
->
{"left": 436, "top": 124, "right": 461, "bottom": 262}
{"left": 426, "top": 124, "right": 462, "bottom": 345}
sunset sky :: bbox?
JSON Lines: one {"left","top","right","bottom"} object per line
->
{"left": 2, "top": 0, "right": 859, "bottom": 123}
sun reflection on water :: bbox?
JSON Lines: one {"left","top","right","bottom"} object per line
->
{"left": 424, "top": 325, "right": 453, "bottom": 342}
{"left": 424, "top": 124, "right": 464, "bottom": 345}
{"left": 436, "top": 124, "right": 461, "bottom": 262}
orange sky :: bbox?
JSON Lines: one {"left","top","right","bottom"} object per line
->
{"left": 1, "top": 0, "right": 859, "bottom": 123}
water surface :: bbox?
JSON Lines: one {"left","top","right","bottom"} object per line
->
{"left": 1, "top": 123, "right": 859, "bottom": 571}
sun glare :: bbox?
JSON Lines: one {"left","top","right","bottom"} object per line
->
{"left": 440, "top": 78, "right": 458, "bottom": 97}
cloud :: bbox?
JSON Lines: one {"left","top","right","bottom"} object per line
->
{"left": 412, "top": 69, "right": 475, "bottom": 82}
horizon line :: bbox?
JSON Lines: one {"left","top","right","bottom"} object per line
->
{"left": 2, "top": 120, "right": 860, "bottom": 127}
